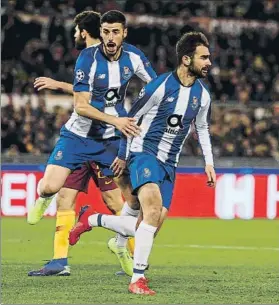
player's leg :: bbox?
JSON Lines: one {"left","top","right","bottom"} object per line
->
{"left": 89, "top": 138, "right": 139, "bottom": 261}
{"left": 101, "top": 188, "right": 123, "bottom": 214}
{"left": 27, "top": 165, "right": 71, "bottom": 225}
{"left": 69, "top": 153, "right": 172, "bottom": 293}
{"left": 89, "top": 162, "right": 134, "bottom": 276}
{"left": 113, "top": 174, "right": 139, "bottom": 250}
{"left": 52, "top": 188, "right": 77, "bottom": 262}
{"left": 102, "top": 188, "right": 135, "bottom": 276}
{"left": 128, "top": 153, "right": 174, "bottom": 295}
{"left": 89, "top": 162, "right": 124, "bottom": 214}
{"left": 70, "top": 200, "right": 168, "bottom": 243}
{"left": 28, "top": 163, "right": 92, "bottom": 276}
{"left": 27, "top": 129, "right": 86, "bottom": 225}
{"left": 39, "top": 165, "right": 71, "bottom": 197}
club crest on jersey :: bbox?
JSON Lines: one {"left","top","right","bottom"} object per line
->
{"left": 54, "top": 150, "right": 63, "bottom": 160}
{"left": 122, "top": 66, "right": 132, "bottom": 80}
{"left": 143, "top": 168, "right": 151, "bottom": 178}
{"left": 191, "top": 96, "right": 199, "bottom": 110}
{"left": 76, "top": 69, "right": 85, "bottom": 82}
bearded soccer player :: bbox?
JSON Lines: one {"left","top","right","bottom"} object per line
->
{"left": 69, "top": 32, "right": 216, "bottom": 295}
{"left": 28, "top": 10, "right": 157, "bottom": 276}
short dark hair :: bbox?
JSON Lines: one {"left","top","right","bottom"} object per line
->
{"left": 176, "top": 31, "right": 209, "bottom": 64}
{"left": 100, "top": 10, "right": 126, "bottom": 27}
{"left": 74, "top": 11, "right": 101, "bottom": 39}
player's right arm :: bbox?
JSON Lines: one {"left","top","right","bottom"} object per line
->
{"left": 34, "top": 77, "right": 73, "bottom": 94}
{"left": 73, "top": 48, "right": 140, "bottom": 138}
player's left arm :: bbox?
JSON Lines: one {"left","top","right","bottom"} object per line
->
{"left": 194, "top": 96, "right": 216, "bottom": 188}
{"left": 134, "top": 50, "right": 157, "bottom": 83}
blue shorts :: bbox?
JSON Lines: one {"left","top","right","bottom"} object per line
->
{"left": 128, "top": 152, "right": 175, "bottom": 209}
{"left": 47, "top": 126, "right": 119, "bottom": 176}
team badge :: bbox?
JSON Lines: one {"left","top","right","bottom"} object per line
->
{"left": 191, "top": 96, "right": 199, "bottom": 110}
{"left": 122, "top": 66, "right": 132, "bottom": 80}
{"left": 54, "top": 150, "right": 63, "bottom": 160}
{"left": 76, "top": 69, "right": 85, "bottom": 82}
{"left": 143, "top": 168, "right": 151, "bottom": 178}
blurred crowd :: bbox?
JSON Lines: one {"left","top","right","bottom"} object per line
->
{"left": 1, "top": 96, "right": 71, "bottom": 156}
{"left": 2, "top": 96, "right": 279, "bottom": 159}
{"left": 1, "top": 0, "right": 279, "bottom": 158}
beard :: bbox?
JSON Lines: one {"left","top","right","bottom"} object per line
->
{"left": 75, "top": 35, "right": 86, "bottom": 50}
{"left": 188, "top": 62, "right": 208, "bottom": 78}
{"left": 103, "top": 34, "right": 124, "bottom": 56}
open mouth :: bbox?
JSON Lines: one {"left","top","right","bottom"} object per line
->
{"left": 107, "top": 42, "right": 116, "bottom": 52}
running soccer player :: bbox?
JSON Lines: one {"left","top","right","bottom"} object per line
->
{"left": 28, "top": 10, "right": 126, "bottom": 277}
{"left": 28, "top": 11, "right": 135, "bottom": 277}
{"left": 28, "top": 10, "right": 157, "bottom": 276}
{"left": 69, "top": 31, "right": 216, "bottom": 295}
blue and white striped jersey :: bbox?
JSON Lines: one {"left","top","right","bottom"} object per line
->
{"left": 65, "top": 42, "right": 157, "bottom": 139}
{"left": 118, "top": 71, "right": 213, "bottom": 167}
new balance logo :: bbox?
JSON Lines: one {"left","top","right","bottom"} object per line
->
{"left": 166, "top": 96, "right": 175, "bottom": 102}
{"left": 97, "top": 74, "right": 106, "bottom": 79}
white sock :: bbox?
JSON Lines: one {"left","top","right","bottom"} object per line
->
{"left": 131, "top": 221, "right": 157, "bottom": 283}
{"left": 88, "top": 214, "right": 137, "bottom": 237}
{"left": 116, "top": 202, "right": 139, "bottom": 248}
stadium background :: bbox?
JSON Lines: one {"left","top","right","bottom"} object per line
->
{"left": 1, "top": 0, "right": 279, "bottom": 219}
{"left": 1, "top": 1, "right": 279, "bottom": 304}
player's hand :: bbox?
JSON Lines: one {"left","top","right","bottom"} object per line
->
{"left": 110, "top": 157, "right": 126, "bottom": 177}
{"left": 34, "top": 77, "right": 60, "bottom": 91}
{"left": 115, "top": 117, "right": 141, "bottom": 138}
{"left": 205, "top": 164, "right": 216, "bottom": 188}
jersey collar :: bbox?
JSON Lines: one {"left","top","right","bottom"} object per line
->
{"left": 173, "top": 69, "right": 196, "bottom": 88}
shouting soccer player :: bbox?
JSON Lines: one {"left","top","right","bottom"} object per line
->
{"left": 28, "top": 11, "right": 130, "bottom": 277}
{"left": 69, "top": 31, "right": 216, "bottom": 295}
{"left": 28, "top": 10, "right": 157, "bottom": 276}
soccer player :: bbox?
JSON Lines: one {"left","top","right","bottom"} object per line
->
{"left": 28, "top": 11, "right": 126, "bottom": 277}
{"left": 28, "top": 11, "right": 133, "bottom": 277}
{"left": 69, "top": 31, "right": 216, "bottom": 295}
{"left": 28, "top": 10, "right": 157, "bottom": 276}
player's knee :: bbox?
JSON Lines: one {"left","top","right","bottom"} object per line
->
{"left": 138, "top": 183, "right": 162, "bottom": 223}
{"left": 56, "top": 189, "right": 75, "bottom": 211}
{"left": 139, "top": 183, "right": 161, "bottom": 204}
{"left": 40, "top": 180, "right": 58, "bottom": 197}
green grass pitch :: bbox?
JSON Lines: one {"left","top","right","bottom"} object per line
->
{"left": 1, "top": 218, "right": 278, "bottom": 304}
